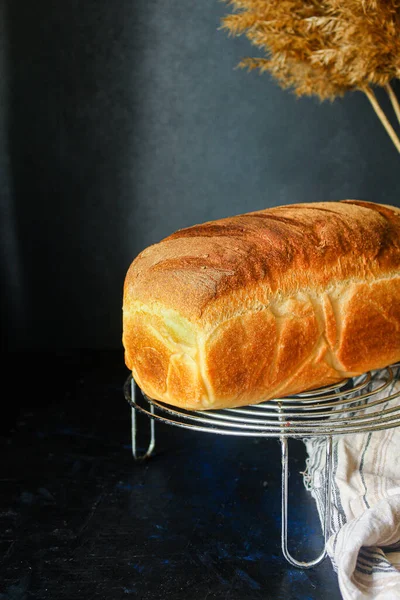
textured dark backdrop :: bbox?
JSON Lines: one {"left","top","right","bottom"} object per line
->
{"left": 1, "top": 0, "right": 399, "bottom": 351}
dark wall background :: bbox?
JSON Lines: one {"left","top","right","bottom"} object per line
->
{"left": 1, "top": 0, "right": 399, "bottom": 352}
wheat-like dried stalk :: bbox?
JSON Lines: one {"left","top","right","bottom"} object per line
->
{"left": 221, "top": 0, "right": 400, "bottom": 152}
{"left": 385, "top": 83, "right": 400, "bottom": 125}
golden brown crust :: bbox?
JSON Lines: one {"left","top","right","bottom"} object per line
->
{"left": 122, "top": 200, "right": 400, "bottom": 410}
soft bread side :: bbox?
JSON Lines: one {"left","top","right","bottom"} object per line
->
{"left": 122, "top": 200, "right": 400, "bottom": 410}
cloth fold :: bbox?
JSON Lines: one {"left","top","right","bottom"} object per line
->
{"left": 304, "top": 366, "right": 400, "bottom": 600}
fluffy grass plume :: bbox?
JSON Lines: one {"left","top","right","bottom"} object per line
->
{"left": 221, "top": 0, "right": 400, "bottom": 152}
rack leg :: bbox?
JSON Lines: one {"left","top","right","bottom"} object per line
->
{"left": 281, "top": 436, "right": 333, "bottom": 569}
{"left": 131, "top": 379, "right": 156, "bottom": 460}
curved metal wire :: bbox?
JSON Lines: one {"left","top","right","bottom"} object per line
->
{"left": 125, "top": 365, "right": 399, "bottom": 569}
{"left": 124, "top": 366, "right": 400, "bottom": 439}
{"left": 131, "top": 382, "right": 155, "bottom": 459}
{"left": 281, "top": 436, "right": 333, "bottom": 568}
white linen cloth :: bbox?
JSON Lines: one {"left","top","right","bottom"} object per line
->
{"left": 303, "top": 365, "right": 400, "bottom": 599}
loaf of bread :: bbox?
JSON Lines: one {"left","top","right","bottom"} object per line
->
{"left": 122, "top": 200, "right": 400, "bottom": 410}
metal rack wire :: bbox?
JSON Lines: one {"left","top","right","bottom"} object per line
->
{"left": 124, "top": 365, "right": 400, "bottom": 569}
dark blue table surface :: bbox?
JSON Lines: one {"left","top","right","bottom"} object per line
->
{"left": 0, "top": 350, "right": 342, "bottom": 599}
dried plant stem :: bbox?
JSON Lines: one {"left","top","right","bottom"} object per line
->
{"left": 363, "top": 86, "right": 400, "bottom": 153}
{"left": 385, "top": 83, "right": 400, "bottom": 126}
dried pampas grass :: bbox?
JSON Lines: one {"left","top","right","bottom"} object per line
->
{"left": 221, "top": 0, "right": 400, "bottom": 152}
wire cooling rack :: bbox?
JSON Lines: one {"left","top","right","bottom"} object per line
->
{"left": 124, "top": 365, "right": 400, "bottom": 569}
